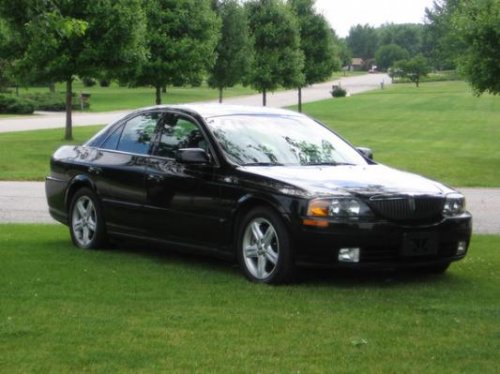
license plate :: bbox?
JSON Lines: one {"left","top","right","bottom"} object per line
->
{"left": 401, "top": 232, "right": 438, "bottom": 257}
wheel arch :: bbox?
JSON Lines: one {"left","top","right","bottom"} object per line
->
{"left": 230, "top": 194, "right": 292, "bottom": 249}
{"left": 65, "top": 174, "right": 97, "bottom": 212}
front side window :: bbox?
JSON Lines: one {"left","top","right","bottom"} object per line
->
{"left": 114, "top": 113, "right": 161, "bottom": 155}
{"left": 154, "top": 117, "right": 208, "bottom": 159}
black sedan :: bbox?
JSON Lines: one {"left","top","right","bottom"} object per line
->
{"left": 46, "top": 104, "right": 472, "bottom": 283}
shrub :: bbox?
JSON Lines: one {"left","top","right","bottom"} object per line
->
{"left": 0, "top": 94, "right": 35, "bottom": 114}
{"left": 21, "top": 93, "right": 90, "bottom": 111}
{"left": 82, "top": 77, "right": 97, "bottom": 87}
{"left": 99, "top": 79, "right": 110, "bottom": 87}
{"left": 331, "top": 85, "right": 347, "bottom": 98}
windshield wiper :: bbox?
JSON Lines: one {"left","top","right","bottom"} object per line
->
{"left": 304, "top": 161, "right": 356, "bottom": 166}
{"left": 242, "top": 162, "right": 284, "bottom": 166}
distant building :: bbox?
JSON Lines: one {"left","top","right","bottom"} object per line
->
{"left": 350, "top": 58, "right": 364, "bottom": 71}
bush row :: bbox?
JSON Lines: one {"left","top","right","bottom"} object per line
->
{"left": 0, "top": 93, "right": 90, "bottom": 114}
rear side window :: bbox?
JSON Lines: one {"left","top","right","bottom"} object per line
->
{"left": 114, "top": 113, "right": 161, "bottom": 155}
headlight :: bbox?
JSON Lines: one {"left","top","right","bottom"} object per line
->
{"left": 443, "top": 193, "right": 465, "bottom": 216}
{"left": 307, "top": 197, "right": 372, "bottom": 218}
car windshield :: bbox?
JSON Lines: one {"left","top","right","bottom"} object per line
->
{"left": 206, "top": 114, "right": 368, "bottom": 166}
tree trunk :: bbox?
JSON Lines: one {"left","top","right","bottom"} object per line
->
{"left": 298, "top": 86, "right": 302, "bottom": 113}
{"left": 48, "top": 83, "right": 55, "bottom": 93}
{"left": 65, "top": 79, "right": 73, "bottom": 141}
{"left": 262, "top": 88, "right": 267, "bottom": 106}
{"left": 155, "top": 85, "right": 162, "bottom": 105}
{"left": 162, "top": 85, "right": 167, "bottom": 93}
{"left": 219, "top": 87, "right": 223, "bottom": 103}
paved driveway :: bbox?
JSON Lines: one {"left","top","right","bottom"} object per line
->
{"left": 1, "top": 182, "right": 497, "bottom": 234}
{"left": 0, "top": 74, "right": 390, "bottom": 133}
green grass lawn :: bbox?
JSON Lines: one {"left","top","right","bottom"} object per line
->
{"left": 0, "top": 225, "right": 498, "bottom": 372}
{"left": 0, "top": 125, "right": 103, "bottom": 180}
{"left": 299, "top": 81, "right": 500, "bottom": 187}
{"left": 1, "top": 80, "right": 498, "bottom": 186}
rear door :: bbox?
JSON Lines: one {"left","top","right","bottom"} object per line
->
{"left": 91, "top": 111, "right": 163, "bottom": 236}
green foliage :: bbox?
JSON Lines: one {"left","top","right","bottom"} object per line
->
{"left": 453, "top": 0, "right": 500, "bottom": 95}
{"left": 22, "top": 93, "right": 89, "bottom": 111}
{"left": 0, "top": 225, "right": 499, "bottom": 372}
{"left": 375, "top": 44, "right": 409, "bottom": 71}
{"left": 377, "top": 23, "right": 424, "bottom": 56}
{"left": 346, "top": 24, "right": 378, "bottom": 60}
{"left": 393, "top": 55, "right": 431, "bottom": 87}
{"left": 208, "top": 0, "right": 253, "bottom": 102}
{"left": 330, "top": 85, "right": 347, "bottom": 98}
{"left": 133, "top": 0, "right": 220, "bottom": 104}
{"left": 289, "top": 0, "right": 339, "bottom": 85}
{"left": 0, "top": 94, "right": 34, "bottom": 114}
{"left": 246, "top": 0, "right": 304, "bottom": 103}
{"left": 0, "top": 0, "right": 147, "bottom": 139}
{"left": 423, "top": 0, "right": 464, "bottom": 70}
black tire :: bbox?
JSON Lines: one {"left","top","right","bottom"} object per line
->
{"left": 68, "top": 187, "right": 107, "bottom": 249}
{"left": 236, "top": 206, "right": 295, "bottom": 284}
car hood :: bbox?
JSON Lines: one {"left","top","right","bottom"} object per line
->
{"left": 238, "top": 164, "right": 455, "bottom": 197}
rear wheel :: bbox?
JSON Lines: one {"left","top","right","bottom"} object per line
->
{"left": 69, "top": 187, "right": 107, "bottom": 249}
{"left": 237, "top": 206, "right": 295, "bottom": 284}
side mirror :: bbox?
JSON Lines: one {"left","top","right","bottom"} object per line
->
{"left": 356, "top": 147, "right": 373, "bottom": 160}
{"left": 176, "top": 148, "right": 210, "bottom": 164}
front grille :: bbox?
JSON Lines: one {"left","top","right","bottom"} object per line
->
{"left": 368, "top": 195, "right": 444, "bottom": 222}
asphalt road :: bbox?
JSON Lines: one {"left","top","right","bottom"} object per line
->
{"left": 0, "top": 73, "right": 391, "bottom": 133}
{"left": 0, "top": 182, "right": 497, "bottom": 234}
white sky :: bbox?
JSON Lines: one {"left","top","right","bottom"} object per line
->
{"left": 315, "top": 0, "right": 436, "bottom": 37}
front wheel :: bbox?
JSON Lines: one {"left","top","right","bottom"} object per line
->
{"left": 69, "top": 187, "right": 107, "bottom": 249}
{"left": 237, "top": 206, "right": 295, "bottom": 284}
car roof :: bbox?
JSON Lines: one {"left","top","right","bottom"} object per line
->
{"left": 137, "top": 103, "right": 304, "bottom": 120}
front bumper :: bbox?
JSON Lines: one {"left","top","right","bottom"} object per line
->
{"left": 293, "top": 214, "right": 472, "bottom": 268}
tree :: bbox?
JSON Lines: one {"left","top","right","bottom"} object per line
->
{"left": 452, "top": 0, "right": 500, "bottom": 95}
{"left": 377, "top": 23, "right": 424, "bottom": 56}
{"left": 289, "top": 0, "right": 338, "bottom": 112}
{"left": 346, "top": 24, "right": 378, "bottom": 61}
{"left": 393, "top": 55, "right": 431, "bottom": 87}
{"left": 375, "top": 44, "right": 409, "bottom": 71}
{"left": 246, "top": 0, "right": 304, "bottom": 106}
{"left": 133, "top": 0, "right": 220, "bottom": 105}
{"left": 423, "top": 0, "right": 464, "bottom": 70}
{"left": 208, "top": 0, "right": 252, "bottom": 103}
{"left": 0, "top": 0, "right": 146, "bottom": 140}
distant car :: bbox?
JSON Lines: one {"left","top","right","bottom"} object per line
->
{"left": 46, "top": 104, "right": 472, "bottom": 283}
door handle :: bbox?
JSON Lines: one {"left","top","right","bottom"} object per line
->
{"left": 147, "top": 174, "right": 165, "bottom": 183}
{"left": 88, "top": 166, "right": 102, "bottom": 175}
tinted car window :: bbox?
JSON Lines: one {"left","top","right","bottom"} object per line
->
{"left": 154, "top": 117, "right": 207, "bottom": 159}
{"left": 115, "top": 113, "right": 160, "bottom": 154}
{"left": 100, "top": 124, "right": 124, "bottom": 150}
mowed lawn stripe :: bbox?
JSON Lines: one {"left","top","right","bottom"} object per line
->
{"left": 0, "top": 224, "right": 499, "bottom": 372}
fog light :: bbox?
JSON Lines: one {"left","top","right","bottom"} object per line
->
{"left": 338, "top": 248, "right": 360, "bottom": 263}
{"left": 457, "top": 241, "right": 467, "bottom": 255}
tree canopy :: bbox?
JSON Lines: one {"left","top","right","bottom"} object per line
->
{"left": 346, "top": 24, "right": 378, "bottom": 60}
{"left": 133, "top": 0, "right": 220, "bottom": 105}
{"left": 208, "top": 0, "right": 252, "bottom": 103}
{"left": 246, "top": 0, "right": 304, "bottom": 106}
{"left": 0, "top": 0, "right": 146, "bottom": 139}
{"left": 375, "top": 44, "right": 409, "bottom": 71}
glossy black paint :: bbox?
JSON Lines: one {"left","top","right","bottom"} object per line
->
{"left": 46, "top": 104, "right": 472, "bottom": 269}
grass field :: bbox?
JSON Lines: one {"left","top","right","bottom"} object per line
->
{"left": 0, "top": 225, "right": 498, "bottom": 372}
{"left": 299, "top": 81, "right": 499, "bottom": 187}
{"left": 1, "top": 80, "right": 498, "bottom": 186}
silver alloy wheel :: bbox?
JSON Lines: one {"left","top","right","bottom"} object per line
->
{"left": 71, "top": 195, "right": 97, "bottom": 247}
{"left": 242, "top": 217, "right": 279, "bottom": 280}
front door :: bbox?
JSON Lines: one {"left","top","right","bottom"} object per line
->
{"left": 144, "top": 114, "right": 224, "bottom": 248}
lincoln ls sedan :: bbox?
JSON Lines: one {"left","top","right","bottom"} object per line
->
{"left": 46, "top": 104, "right": 472, "bottom": 283}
